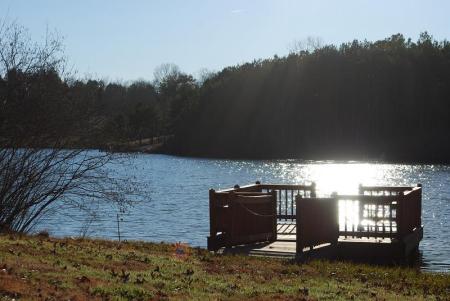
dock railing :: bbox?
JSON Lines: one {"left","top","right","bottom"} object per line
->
{"left": 208, "top": 189, "right": 277, "bottom": 251}
{"left": 209, "top": 182, "right": 422, "bottom": 253}
{"left": 208, "top": 182, "right": 315, "bottom": 250}
{"left": 259, "top": 183, "right": 316, "bottom": 221}
{"left": 295, "top": 184, "right": 422, "bottom": 252}
{"left": 213, "top": 182, "right": 316, "bottom": 221}
{"left": 332, "top": 184, "right": 422, "bottom": 240}
{"left": 335, "top": 194, "right": 400, "bottom": 239}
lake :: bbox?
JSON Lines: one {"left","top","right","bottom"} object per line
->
{"left": 37, "top": 154, "right": 450, "bottom": 273}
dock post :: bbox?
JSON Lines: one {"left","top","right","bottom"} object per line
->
{"left": 397, "top": 190, "right": 405, "bottom": 239}
{"left": 311, "top": 182, "right": 316, "bottom": 197}
{"left": 358, "top": 184, "right": 363, "bottom": 195}
{"left": 271, "top": 190, "right": 277, "bottom": 241}
{"left": 207, "top": 189, "right": 217, "bottom": 251}
{"left": 295, "top": 194, "right": 303, "bottom": 257}
{"left": 357, "top": 185, "right": 364, "bottom": 233}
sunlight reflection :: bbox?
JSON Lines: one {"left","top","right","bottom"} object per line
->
{"left": 338, "top": 199, "right": 360, "bottom": 232}
{"left": 287, "top": 162, "right": 393, "bottom": 233}
{"left": 298, "top": 163, "right": 382, "bottom": 196}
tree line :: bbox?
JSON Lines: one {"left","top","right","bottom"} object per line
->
{"left": 0, "top": 64, "right": 198, "bottom": 148}
{"left": 1, "top": 25, "right": 449, "bottom": 163}
{"left": 168, "top": 33, "right": 450, "bottom": 163}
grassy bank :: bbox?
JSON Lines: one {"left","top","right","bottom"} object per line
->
{"left": 0, "top": 234, "right": 448, "bottom": 300}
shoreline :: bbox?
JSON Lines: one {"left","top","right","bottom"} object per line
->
{"left": 4, "top": 144, "right": 450, "bottom": 164}
{"left": 122, "top": 148, "right": 450, "bottom": 165}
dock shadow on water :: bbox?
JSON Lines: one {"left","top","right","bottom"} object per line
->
{"left": 36, "top": 154, "right": 450, "bottom": 273}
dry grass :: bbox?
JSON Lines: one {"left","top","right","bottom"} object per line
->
{"left": 0, "top": 234, "right": 448, "bottom": 300}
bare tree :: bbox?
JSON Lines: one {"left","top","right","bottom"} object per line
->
{"left": 0, "top": 20, "right": 65, "bottom": 76}
{"left": 0, "top": 21, "right": 133, "bottom": 233}
{"left": 288, "top": 36, "right": 324, "bottom": 54}
{"left": 152, "top": 63, "right": 181, "bottom": 88}
{"left": 195, "top": 68, "right": 216, "bottom": 85}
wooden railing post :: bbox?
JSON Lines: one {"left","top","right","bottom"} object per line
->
{"left": 271, "top": 190, "right": 277, "bottom": 241}
{"left": 417, "top": 184, "right": 422, "bottom": 229}
{"left": 209, "top": 189, "right": 216, "bottom": 236}
{"left": 228, "top": 191, "right": 236, "bottom": 248}
{"left": 357, "top": 184, "right": 364, "bottom": 233}
{"left": 295, "top": 194, "right": 302, "bottom": 255}
{"left": 255, "top": 181, "right": 262, "bottom": 193}
{"left": 311, "top": 182, "right": 317, "bottom": 197}
{"left": 207, "top": 189, "right": 217, "bottom": 250}
{"left": 397, "top": 191, "right": 405, "bottom": 239}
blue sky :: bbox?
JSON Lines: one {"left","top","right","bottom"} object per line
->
{"left": 1, "top": 0, "right": 449, "bottom": 81}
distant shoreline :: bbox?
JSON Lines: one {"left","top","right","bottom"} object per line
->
{"left": 6, "top": 144, "right": 449, "bottom": 165}
{"left": 111, "top": 146, "right": 450, "bottom": 165}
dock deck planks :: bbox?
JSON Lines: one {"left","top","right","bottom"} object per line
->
{"left": 220, "top": 224, "right": 423, "bottom": 260}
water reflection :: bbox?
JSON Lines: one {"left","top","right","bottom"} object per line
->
{"left": 288, "top": 163, "right": 408, "bottom": 195}
{"left": 338, "top": 200, "right": 360, "bottom": 232}
{"left": 289, "top": 163, "right": 404, "bottom": 234}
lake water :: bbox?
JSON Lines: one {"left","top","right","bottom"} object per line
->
{"left": 37, "top": 154, "right": 450, "bottom": 273}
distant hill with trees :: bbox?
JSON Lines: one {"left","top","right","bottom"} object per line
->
{"left": 1, "top": 26, "right": 449, "bottom": 163}
{"left": 167, "top": 33, "right": 450, "bottom": 163}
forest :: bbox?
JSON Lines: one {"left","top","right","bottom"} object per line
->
{"left": 1, "top": 31, "right": 449, "bottom": 163}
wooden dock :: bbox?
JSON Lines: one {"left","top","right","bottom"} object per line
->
{"left": 208, "top": 182, "right": 423, "bottom": 262}
{"left": 219, "top": 229, "right": 423, "bottom": 261}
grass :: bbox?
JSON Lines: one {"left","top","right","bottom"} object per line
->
{"left": 0, "top": 234, "right": 449, "bottom": 300}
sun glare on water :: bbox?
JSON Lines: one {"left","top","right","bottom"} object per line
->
{"left": 288, "top": 162, "right": 389, "bottom": 232}
{"left": 303, "top": 163, "right": 382, "bottom": 195}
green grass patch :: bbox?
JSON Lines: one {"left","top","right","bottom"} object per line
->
{"left": 0, "top": 234, "right": 448, "bottom": 300}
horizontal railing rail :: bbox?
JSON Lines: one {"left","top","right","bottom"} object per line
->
{"left": 359, "top": 184, "right": 418, "bottom": 195}
{"left": 260, "top": 183, "right": 316, "bottom": 221}
{"left": 216, "top": 183, "right": 261, "bottom": 193}
{"left": 214, "top": 182, "right": 316, "bottom": 221}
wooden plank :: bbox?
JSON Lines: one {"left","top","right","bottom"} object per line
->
{"left": 277, "top": 224, "right": 288, "bottom": 233}
{"left": 278, "top": 214, "right": 296, "bottom": 219}
{"left": 287, "top": 224, "right": 296, "bottom": 234}
{"left": 228, "top": 192, "right": 277, "bottom": 246}
{"left": 277, "top": 234, "right": 296, "bottom": 241}
{"left": 297, "top": 197, "right": 339, "bottom": 251}
{"left": 338, "top": 236, "right": 393, "bottom": 244}
{"left": 260, "top": 184, "right": 314, "bottom": 190}
{"left": 339, "top": 231, "right": 398, "bottom": 238}
{"left": 216, "top": 184, "right": 261, "bottom": 193}
{"left": 336, "top": 195, "right": 400, "bottom": 203}
{"left": 360, "top": 186, "right": 414, "bottom": 192}
{"left": 215, "top": 191, "right": 272, "bottom": 196}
